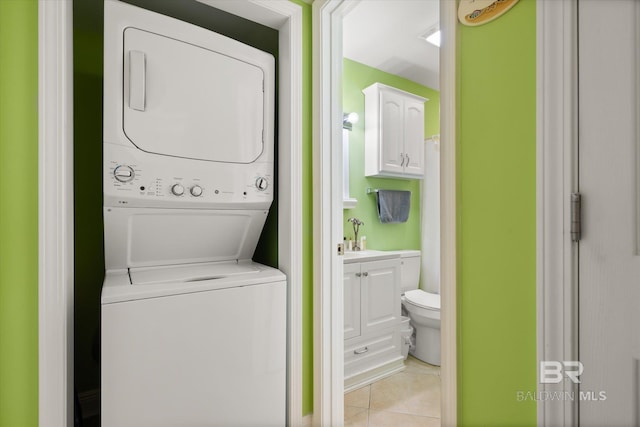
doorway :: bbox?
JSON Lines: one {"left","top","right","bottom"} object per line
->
{"left": 341, "top": 2, "right": 440, "bottom": 425}
{"left": 312, "top": 0, "right": 457, "bottom": 425}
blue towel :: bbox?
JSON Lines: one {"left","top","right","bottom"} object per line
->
{"left": 376, "top": 190, "right": 411, "bottom": 223}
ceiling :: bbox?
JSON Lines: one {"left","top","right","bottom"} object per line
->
{"left": 343, "top": 0, "right": 440, "bottom": 90}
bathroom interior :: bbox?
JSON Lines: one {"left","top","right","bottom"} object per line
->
{"left": 340, "top": 1, "right": 442, "bottom": 426}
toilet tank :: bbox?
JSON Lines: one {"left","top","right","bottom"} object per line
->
{"left": 397, "top": 250, "right": 421, "bottom": 294}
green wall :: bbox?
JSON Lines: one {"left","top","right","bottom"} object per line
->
{"left": 342, "top": 59, "right": 440, "bottom": 251}
{"left": 457, "top": 0, "right": 537, "bottom": 425}
{"left": 0, "top": 1, "right": 39, "bottom": 426}
{"left": 293, "top": 0, "right": 314, "bottom": 415}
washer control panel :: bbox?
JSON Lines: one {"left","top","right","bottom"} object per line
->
{"left": 104, "top": 144, "right": 274, "bottom": 209}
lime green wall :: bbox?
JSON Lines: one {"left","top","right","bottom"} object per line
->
{"left": 291, "top": 0, "right": 314, "bottom": 415}
{"left": 342, "top": 59, "right": 440, "bottom": 251}
{"left": 458, "top": 1, "right": 536, "bottom": 425}
{"left": 0, "top": 1, "right": 39, "bottom": 426}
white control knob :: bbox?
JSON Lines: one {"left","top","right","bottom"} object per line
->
{"left": 114, "top": 165, "right": 135, "bottom": 183}
{"left": 190, "top": 185, "right": 203, "bottom": 197}
{"left": 255, "top": 177, "right": 268, "bottom": 191}
{"left": 171, "top": 184, "right": 185, "bottom": 196}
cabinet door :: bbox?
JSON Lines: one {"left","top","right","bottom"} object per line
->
{"left": 343, "top": 263, "right": 362, "bottom": 340}
{"left": 403, "top": 99, "right": 425, "bottom": 177}
{"left": 379, "top": 90, "right": 405, "bottom": 175}
{"left": 361, "top": 259, "right": 401, "bottom": 334}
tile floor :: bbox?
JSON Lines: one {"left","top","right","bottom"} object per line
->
{"left": 344, "top": 356, "right": 441, "bottom": 427}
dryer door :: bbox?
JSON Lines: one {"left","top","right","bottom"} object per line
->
{"left": 122, "top": 28, "right": 265, "bottom": 163}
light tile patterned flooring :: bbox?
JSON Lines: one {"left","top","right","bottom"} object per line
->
{"left": 344, "top": 356, "right": 441, "bottom": 427}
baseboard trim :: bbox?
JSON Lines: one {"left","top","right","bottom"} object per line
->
{"left": 78, "top": 388, "right": 100, "bottom": 420}
{"left": 344, "top": 359, "right": 405, "bottom": 393}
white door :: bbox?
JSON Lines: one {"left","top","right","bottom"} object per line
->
{"left": 379, "top": 90, "right": 405, "bottom": 174}
{"left": 578, "top": 0, "right": 640, "bottom": 425}
{"left": 122, "top": 27, "right": 266, "bottom": 163}
{"left": 361, "top": 259, "right": 401, "bottom": 334}
{"left": 344, "top": 263, "right": 362, "bottom": 340}
{"left": 403, "top": 99, "right": 425, "bottom": 177}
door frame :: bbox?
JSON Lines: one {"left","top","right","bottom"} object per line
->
{"left": 312, "top": 1, "right": 458, "bottom": 425}
{"left": 38, "top": 0, "right": 304, "bottom": 425}
{"left": 536, "top": 0, "right": 580, "bottom": 425}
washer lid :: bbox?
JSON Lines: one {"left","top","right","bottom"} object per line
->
{"left": 404, "top": 289, "right": 440, "bottom": 310}
{"left": 129, "top": 261, "right": 261, "bottom": 285}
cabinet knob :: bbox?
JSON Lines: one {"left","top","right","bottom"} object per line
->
{"left": 363, "top": 272, "right": 369, "bottom": 277}
{"left": 355, "top": 273, "right": 362, "bottom": 277}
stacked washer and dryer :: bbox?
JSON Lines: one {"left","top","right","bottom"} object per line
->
{"left": 100, "top": 1, "right": 285, "bottom": 426}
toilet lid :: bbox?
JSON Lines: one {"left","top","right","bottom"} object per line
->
{"left": 404, "top": 289, "right": 440, "bottom": 310}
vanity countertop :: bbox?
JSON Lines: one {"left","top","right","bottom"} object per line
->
{"left": 343, "top": 250, "right": 401, "bottom": 264}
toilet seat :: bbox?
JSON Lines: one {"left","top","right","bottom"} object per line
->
{"left": 404, "top": 289, "right": 440, "bottom": 310}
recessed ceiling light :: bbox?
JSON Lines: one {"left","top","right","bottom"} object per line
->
{"left": 420, "top": 27, "right": 441, "bottom": 48}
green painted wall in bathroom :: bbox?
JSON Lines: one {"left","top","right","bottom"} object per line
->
{"left": 0, "top": 1, "right": 39, "bottom": 426}
{"left": 342, "top": 59, "right": 440, "bottom": 251}
{"left": 458, "top": 0, "right": 537, "bottom": 425}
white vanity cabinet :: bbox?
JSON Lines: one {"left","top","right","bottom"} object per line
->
{"left": 363, "top": 83, "right": 427, "bottom": 179}
{"left": 343, "top": 252, "right": 404, "bottom": 390}
{"left": 343, "top": 263, "right": 362, "bottom": 340}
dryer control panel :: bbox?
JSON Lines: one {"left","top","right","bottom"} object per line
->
{"left": 104, "top": 143, "right": 274, "bottom": 210}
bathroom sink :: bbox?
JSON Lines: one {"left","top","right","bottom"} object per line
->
{"left": 343, "top": 250, "right": 401, "bottom": 264}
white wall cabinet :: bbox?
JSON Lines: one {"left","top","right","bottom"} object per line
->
{"left": 343, "top": 256, "right": 404, "bottom": 390}
{"left": 363, "top": 83, "right": 427, "bottom": 179}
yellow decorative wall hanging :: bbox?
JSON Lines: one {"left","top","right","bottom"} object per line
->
{"left": 458, "top": 0, "right": 520, "bottom": 26}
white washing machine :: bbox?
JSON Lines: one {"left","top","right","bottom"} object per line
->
{"left": 101, "top": 2, "right": 284, "bottom": 426}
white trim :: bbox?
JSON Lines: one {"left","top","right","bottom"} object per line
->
{"left": 439, "top": 1, "right": 457, "bottom": 425}
{"left": 39, "top": 0, "right": 305, "bottom": 425}
{"left": 312, "top": 1, "right": 352, "bottom": 424}
{"left": 38, "top": 1, "right": 74, "bottom": 426}
{"left": 536, "top": 0, "right": 579, "bottom": 425}
{"left": 313, "top": 0, "right": 457, "bottom": 425}
{"left": 344, "top": 360, "right": 405, "bottom": 393}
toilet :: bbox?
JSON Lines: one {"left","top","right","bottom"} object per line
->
{"left": 397, "top": 250, "right": 441, "bottom": 366}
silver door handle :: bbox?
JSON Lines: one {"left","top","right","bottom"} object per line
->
{"left": 406, "top": 154, "right": 410, "bottom": 166}
{"left": 129, "top": 50, "right": 146, "bottom": 111}
{"left": 354, "top": 347, "right": 368, "bottom": 355}
{"left": 400, "top": 153, "right": 405, "bottom": 167}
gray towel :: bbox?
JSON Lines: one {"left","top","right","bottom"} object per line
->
{"left": 376, "top": 190, "right": 411, "bottom": 223}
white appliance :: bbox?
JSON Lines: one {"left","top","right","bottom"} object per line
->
{"left": 100, "top": 2, "right": 285, "bottom": 426}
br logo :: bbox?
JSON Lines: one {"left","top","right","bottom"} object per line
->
{"left": 540, "top": 361, "right": 584, "bottom": 384}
